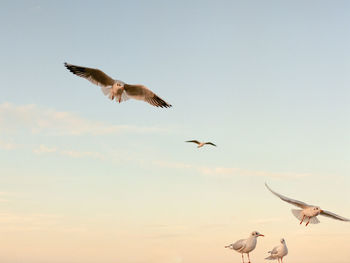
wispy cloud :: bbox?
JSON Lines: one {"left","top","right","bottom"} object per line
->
{"left": 198, "top": 223, "right": 228, "bottom": 229}
{"left": 33, "top": 144, "right": 57, "bottom": 154}
{"left": 29, "top": 143, "right": 310, "bottom": 178}
{"left": 146, "top": 233, "right": 186, "bottom": 239}
{"left": 197, "top": 166, "right": 311, "bottom": 178}
{"left": 0, "top": 139, "right": 18, "bottom": 150}
{"left": 0, "top": 212, "right": 87, "bottom": 233}
{"left": 151, "top": 160, "right": 311, "bottom": 179}
{"left": 249, "top": 217, "right": 282, "bottom": 224}
{"left": 60, "top": 150, "right": 104, "bottom": 160}
{"left": 0, "top": 102, "right": 168, "bottom": 136}
{"left": 0, "top": 192, "right": 10, "bottom": 203}
{"left": 32, "top": 144, "right": 104, "bottom": 160}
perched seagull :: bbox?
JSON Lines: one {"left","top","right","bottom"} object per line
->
{"left": 265, "top": 183, "right": 350, "bottom": 226}
{"left": 265, "top": 238, "right": 288, "bottom": 263}
{"left": 64, "top": 63, "right": 172, "bottom": 108}
{"left": 225, "top": 231, "right": 264, "bottom": 263}
{"left": 185, "top": 140, "right": 217, "bottom": 148}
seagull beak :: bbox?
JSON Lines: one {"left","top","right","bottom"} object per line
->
{"left": 258, "top": 234, "right": 264, "bottom": 237}
{"left": 320, "top": 210, "right": 324, "bottom": 213}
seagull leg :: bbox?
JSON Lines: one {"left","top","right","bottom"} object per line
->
{"left": 241, "top": 253, "right": 244, "bottom": 263}
{"left": 300, "top": 215, "right": 305, "bottom": 224}
{"left": 306, "top": 218, "right": 310, "bottom": 226}
{"left": 247, "top": 253, "right": 251, "bottom": 263}
{"left": 119, "top": 87, "right": 124, "bottom": 103}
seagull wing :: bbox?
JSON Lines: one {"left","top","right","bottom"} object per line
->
{"left": 265, "top": 183, "right": 310, "bottom": 209}
{"left": 186, "top": 140, "right": 201, "bottom": 145}
{"left": 64, "top": 63, "right": 115, "bottom": 88}
{"left": 269, "top": 246, "right": 279, "bottom": 255}
{"left": 205, "top": 142, "right": 217, "bottom": 147}
{"left": 320, "top": 210, "right": 350, "bottom": 222}
{"left": 124, "top": 84, "right": 172, "bottom": 108}
{"left": 231, "top": 239, "right": 246, "bottom": 251}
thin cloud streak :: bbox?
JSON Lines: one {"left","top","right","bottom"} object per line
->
{"left": 60, "top": 150, "right": 104, "bottom": 160}
{"left": 29, "top": 144, "right": 311, "bottom": 178}
{"left": 0, "top": 212, "right": 87, "bottom": 233}
{"left": 32, "top": 144, "right": 104, "bottom": 160}
{"left": 0, "top": 139, "right": 18, "bottom": 150}
{"left": 152, "top": 160, "right": 311, "bottom": 179}
{"left": 0, "top": 191, "right": 15, "bottom": 203}
{"left": 249, "top": 217, "right": 282, "bottom": 224}
{"left": 33, "top": 144, "right": 57, "bottom": 154}
{"left": 0, "top": 102, "right": 169, "bottom": 136}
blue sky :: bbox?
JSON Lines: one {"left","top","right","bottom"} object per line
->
{"left": 0, "top": 1, "right": 349, "bottom": 262}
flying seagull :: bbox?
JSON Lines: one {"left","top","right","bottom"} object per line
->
{"left": 265, "top": 238, "right": 288, "bottom": 263}
{"left": 64, "top": 63, "right": 172, "bottom": 108}
{"left": 186, "top": 140, "right": 217, "bottom": 148}
{"left": 225, "top": 231, "right": 264, "bottom": 263}
{"left": 265, "top": 183, "right": 350, "bottom": 226}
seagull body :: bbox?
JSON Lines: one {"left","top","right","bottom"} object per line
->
{"left": 64, "top": 63, "right": 172, "bottom": 108}
{"left": 186, "top": 140, "right": 216, "bottom": 148}
{"left": 265, "top": 238, "right": 288, "bottom": 263}
{"left": 265, "top": 183, "right": 350, "bottom": 226}
{"left": 225, "top": 231, "right": 264, "bottom": 263}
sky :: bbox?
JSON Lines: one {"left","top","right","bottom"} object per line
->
{"left": 0, "top": 0, "right": 349, "bottom": 262}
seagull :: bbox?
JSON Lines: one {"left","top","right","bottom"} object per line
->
{"left": 265, "top": 238, "right": 288, "bottom": 263}
{"left": 185, "top": 140, "right": 216, "bottom": 148}
{"left": 265, "top": 183, "right": 350, "bottom": 226}
{"left": 225, "top": 231, "right": 264, "bottom": 263}
{"left": 64, "top": 63, "right": 172, "bottom": 108}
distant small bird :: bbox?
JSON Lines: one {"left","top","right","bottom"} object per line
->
{"left": 225, "top": 231, "right": 264, "bottom": 263}
{"left": 64, "top": 63, "right": 172, "bottom": 108}
{"left": 265, "top": 183, "right": 350, "bottom": 226}
{"left": 186, "top": 140, "right": 216, "bottom": 148}
{"left": 265, "top": 238, "right": 288, "bottom": 263}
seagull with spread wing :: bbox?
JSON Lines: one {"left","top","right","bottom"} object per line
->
{"left": 225, "top": 231, "right": 264, "bottom": 263}
{"left": 265, "top": 183, "right": 350, "bottom": 226}
{"left": 186, "top": 140, "right": 216, "bottom": 148}
{"left": 64, "top": 63, "right": 172, "bottom": 108}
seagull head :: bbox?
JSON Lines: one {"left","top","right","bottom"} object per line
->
{"left": 312, "top": 206, "right": 323, "bottom": 214}
{"left": 280, "top": 238, "right": 286, "bottom": 244}
{"left": 251, "top": 231, "right": 264, "bottom": 237}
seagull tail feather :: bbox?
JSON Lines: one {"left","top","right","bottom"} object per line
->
{"left": 291, "top": 209, "right": 303, "bottom": 221}
{"left": 309, "top": 216, "right": 320, "bottom": 224}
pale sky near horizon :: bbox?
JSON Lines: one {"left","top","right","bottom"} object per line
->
{"left": 0, "top": 1, "right": 349, "bottom": 262}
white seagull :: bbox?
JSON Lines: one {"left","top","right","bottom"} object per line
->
{"left": 225, "top": 231, "right": 264, "bottom": 263}
{"left": 64, "top": 63, "right": 172, "bottom": 108}
{"left": 265, "top": 238, "right": 288, "bottom": 263}
{"left": 186, "top": 140, "right": 217, "bottom": 148}
{"left": 265, "top": 183, "right": 350, "bottom": 226}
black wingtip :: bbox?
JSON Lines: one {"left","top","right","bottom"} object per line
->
{"left": 64, "top": 62, "right": 71, "bottom": 70}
